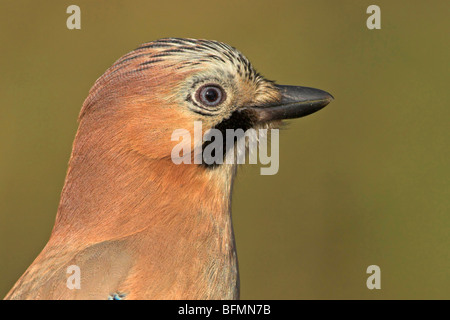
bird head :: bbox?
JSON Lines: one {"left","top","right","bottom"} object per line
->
{"left": 53, "top": 38, "right": 333, "bottom": 239}
{"left": 78, "top": 38, "right": 333, "bottom": 165}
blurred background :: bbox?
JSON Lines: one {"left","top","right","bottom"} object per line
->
{"left": 0, "top": 0, "right": 449, "bottom": 299}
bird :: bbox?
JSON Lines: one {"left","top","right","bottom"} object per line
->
{"left": 5, "top": 38, "right": 333, "bottom": 300}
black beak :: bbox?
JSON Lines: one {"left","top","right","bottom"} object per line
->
{"left": 250, "top": 85, "right": 333, "bottom": 122}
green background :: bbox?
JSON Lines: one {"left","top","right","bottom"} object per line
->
{"left": 1, "top": 1, "right": 449, "bottom": 299}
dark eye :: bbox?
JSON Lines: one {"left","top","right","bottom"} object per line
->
{"left": 196, "top": 85, "right": 225, "bottom": 107}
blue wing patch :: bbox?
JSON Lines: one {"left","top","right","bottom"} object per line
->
{"left": 108, "top": 292, "right": 127, "bottom": 300}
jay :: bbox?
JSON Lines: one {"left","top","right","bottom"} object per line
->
{"left": 5, "top": 38, "right": 332, "bottom": 300}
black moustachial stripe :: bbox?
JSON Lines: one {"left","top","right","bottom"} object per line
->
{"left": 201, "top": 108, "right": 258, "bottom": 169}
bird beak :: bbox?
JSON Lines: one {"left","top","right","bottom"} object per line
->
{"left": 250, "top": 85, "right": 334, "bottom": 122}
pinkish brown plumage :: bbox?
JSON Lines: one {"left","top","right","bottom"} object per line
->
{"left": 5, "top": 38, "right": 332, "bottom": 300}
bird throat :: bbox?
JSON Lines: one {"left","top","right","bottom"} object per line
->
{"left": 50, "top": 119, "right": 240, "bottom": 299}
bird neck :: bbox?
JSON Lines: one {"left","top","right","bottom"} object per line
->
{"left": 50, "top": 118, "right": 239, "bottom": 298}
{"left": 53, "top": 120, "right": 237, "bottom": 239}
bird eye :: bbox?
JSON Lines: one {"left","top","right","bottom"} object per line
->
{"left": 196, "top": 85, "right": 225, "bottom": 107}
